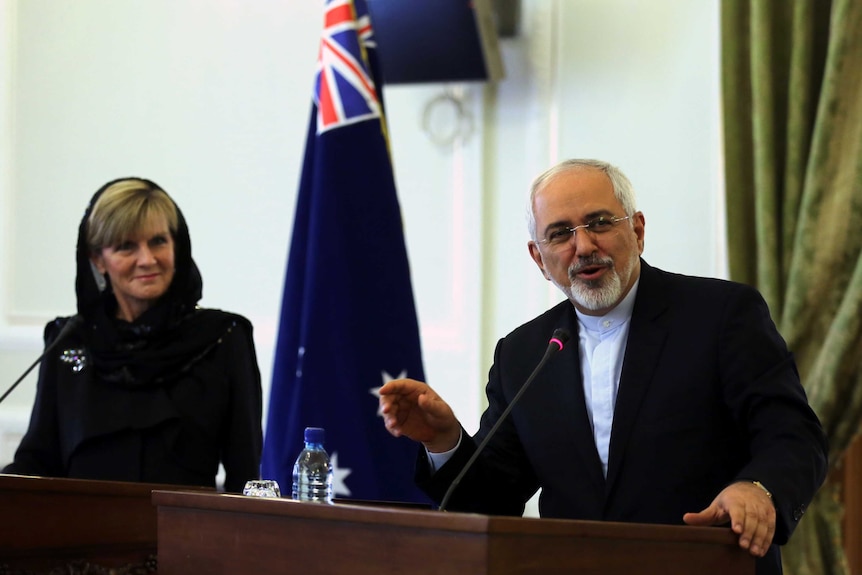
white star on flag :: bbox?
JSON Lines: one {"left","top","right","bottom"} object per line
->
{"left": 330, "top": 451, "right": 352, "bottom": 497}
{"left": 371, "top": 370, "right": 407, "bottom": 416}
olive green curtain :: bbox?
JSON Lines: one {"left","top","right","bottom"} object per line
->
{"left": 722, "top": 1, "right": 862, "bottom": 574}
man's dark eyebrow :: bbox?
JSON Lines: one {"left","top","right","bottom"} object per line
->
{"left": 541, "top": 219, "right": 573, "bottom": 237}
{"left": 540, "top": 209, "right": 618, "bottom": 237}
{"left": 544, "top": 209, "right": 616, "bottom": 230}
{"left": 583, "top": 209, "right": 616, "bottom": 220}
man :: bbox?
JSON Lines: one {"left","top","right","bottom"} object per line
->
{"left": 379, "top": 159, "right": 827, "bottom": 575}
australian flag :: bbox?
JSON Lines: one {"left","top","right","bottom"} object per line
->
{"left": 261, "top": 0, "right": 428, "bottom": 504}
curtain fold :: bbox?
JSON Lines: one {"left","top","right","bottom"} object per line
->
{"left": 722, "top": 0, "right": 862, "bottom": 573}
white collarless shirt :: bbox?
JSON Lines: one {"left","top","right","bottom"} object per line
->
{"left": 574, "top": 278, "right": 639, "bottom": 477}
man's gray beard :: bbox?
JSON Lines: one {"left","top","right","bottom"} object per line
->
{"left": 551, "top": 260, "right": 624, "bottom": 312}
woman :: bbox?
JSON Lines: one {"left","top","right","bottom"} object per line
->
{"left": 3, "top": 177, "right": 262, "bottom": 492}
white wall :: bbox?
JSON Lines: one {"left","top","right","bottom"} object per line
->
{"left": 0, "top": 0, "right": 724, "bottom": 485}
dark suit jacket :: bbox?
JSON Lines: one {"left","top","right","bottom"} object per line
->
{"left": 418, "top": 260, "right": 827, "bottom": 575}
{"left": 3, "top": 310, "right": 263, "bottom": 493}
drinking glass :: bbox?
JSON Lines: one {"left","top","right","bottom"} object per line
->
{"left": 242, "top": 479, "right": 281, "bottom": 498}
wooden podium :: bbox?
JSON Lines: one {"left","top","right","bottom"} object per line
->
{"left": 153, "top": 490, "right": 755, "bottom": 574}
{"left": 0, "top": 474, "right": 208, "bottom": 574}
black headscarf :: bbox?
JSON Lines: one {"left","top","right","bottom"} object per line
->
{"left": 74, "top": 177, "right": 233, "bottom": 388}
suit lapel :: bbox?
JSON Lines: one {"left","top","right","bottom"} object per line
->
{"left": 605, "top": 262, "right": 669, "bottom": 493}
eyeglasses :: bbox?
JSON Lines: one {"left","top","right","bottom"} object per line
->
{"left": 537, "top": 215, "right": 632, "bottom": 249}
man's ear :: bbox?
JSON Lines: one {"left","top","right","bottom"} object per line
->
{"left": 528, "top": 242, "right": 550, "bottom": 280}
{"left": 632, "top": 211, "right": 646, "bottom": 255}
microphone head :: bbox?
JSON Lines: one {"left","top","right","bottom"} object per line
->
{"left": 549, "top": 328, "right": 571, "bottom": 351}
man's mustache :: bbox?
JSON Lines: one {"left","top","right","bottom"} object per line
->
{"left": 568, "top": 256, "right": 614, "bottom": 280}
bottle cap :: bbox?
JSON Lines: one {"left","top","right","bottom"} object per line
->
{"left": 304, "top": 427, "right": 325, "bottom": 444}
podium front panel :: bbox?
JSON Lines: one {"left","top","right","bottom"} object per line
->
{"left": 153, "top": 491, "right": 754, "bottom": 575}
{"left": 0, "top": 474, "right": 211, "bottom": 573}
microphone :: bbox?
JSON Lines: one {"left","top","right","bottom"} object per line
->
{"left": 0, "top": 315, "right": 83, "bottom": 405}
{"left": 438, "top": 327, "right": 571, "bottom": 512}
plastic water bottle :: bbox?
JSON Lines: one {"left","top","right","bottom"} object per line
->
{"left": 291, "top": 427, "right": 333, "bottom": 503}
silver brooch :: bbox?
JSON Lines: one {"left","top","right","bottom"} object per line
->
{"left": 60, "top": 349, "right": 88, "bottom": 372}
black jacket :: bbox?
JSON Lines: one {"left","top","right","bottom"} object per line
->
{"left": 3, "top": 310, "right": 262, "bottom": 493}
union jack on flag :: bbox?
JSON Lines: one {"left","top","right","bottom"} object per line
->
{"left": 314, "top": 0, "right": 381, "bottom": 133}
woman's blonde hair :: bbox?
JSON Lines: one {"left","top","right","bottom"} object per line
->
{"left": 86, "top": 178, "right": 178, "bottom": 253}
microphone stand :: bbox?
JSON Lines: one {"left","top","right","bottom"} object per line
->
{"left": 439, "top": 328, "right": 570, "bottom": 512}
{"left": 0, "top": 316, "right": 82, "bottom": 405}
